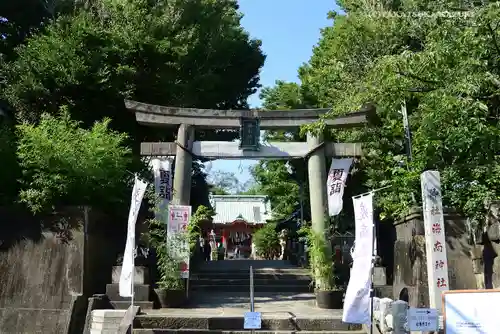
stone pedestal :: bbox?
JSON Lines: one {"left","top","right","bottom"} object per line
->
{"left": 373, "top": 267, "right": 387, "bottom": 286}
{"left": 111, "top": 266, "right": 149, "bottom": 284}
{"left": 107, "top": 266, "right": 153, "bottom": 309}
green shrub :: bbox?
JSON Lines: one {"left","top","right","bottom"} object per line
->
{"left": 16, "top": 108, "right": 131, "bottom": 213}
{"left": 253, "top": 222, "right": 280, "bottom": 259}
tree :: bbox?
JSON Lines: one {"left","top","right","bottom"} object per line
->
{"left": 250, "top": 81, "right": 309, "bottom": 219}
{"left": 208, "top": 170, "right": 241, "bottom": 194}
{"left": 252, "top": 222, "right": 279, "bottom": 259}
{"left": 2, "top": 0, "right": 265, "bottom": 211}
{"left": 0, "top": 116, "right": 19, "bottom": 205}
{"left": 2, "top": 0, "right": 265, "bottom": 131}
{"left": 16, "top": 108, "right": 131, "bottom": 213}
{"left": 299, "top": 1, "right": 500, "bottom": 228}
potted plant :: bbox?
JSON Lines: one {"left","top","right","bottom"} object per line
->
{"left": 154, "top": 244, "right": 187, "bottom": 308}
{"left": 143, "top": 192, "right": 188, "bottom": 308}
{"left": 308, "top": 227, "right": 344, "bottom": 309}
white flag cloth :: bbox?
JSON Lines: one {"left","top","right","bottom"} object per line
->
{"left": 119, "top": 176, "right": 148, "bottom": 297}
{"left": 327, "top": 158, "right": 353, "bottom": 216}
{"left": 150, "top": 158, "right": 173, "bottom": 219}
{"left": 343, "top": 193, "right": 374, "bottom": 324}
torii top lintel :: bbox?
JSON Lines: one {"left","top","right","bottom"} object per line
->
{"left": 125, "top": 100, "right": 374, "bottom": 129}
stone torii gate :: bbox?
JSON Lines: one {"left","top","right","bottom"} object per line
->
{"left": 125, "top": 100, "right": 371, "bottom": 235}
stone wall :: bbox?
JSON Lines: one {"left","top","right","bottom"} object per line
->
{"left": 0, "top": 206, "right": 122, "bottom": 334}
{"left": 392, "top": 208, "right": 477, "bottom": 307}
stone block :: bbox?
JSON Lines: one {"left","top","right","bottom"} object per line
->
{"left": 111, "top": 300, "right": 153, "bottom": 310}
{"left": 112, "top": 266, "right": 149, "bottom": 284}
{"left": 373, "top": 267, "right": 387, "bottom": 286}
{"left": 106, "top": 284, "right": 150, "bottom": 301}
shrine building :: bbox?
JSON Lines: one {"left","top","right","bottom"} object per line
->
{"left": 208, "top": 194, "right": 271, "bottom": 257}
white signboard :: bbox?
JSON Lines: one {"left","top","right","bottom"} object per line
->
{"left": 244, "top": 312, "right": 262, "bottom": 329}
{"left": 408, "top": 308, "right": 438, "bottom": 331}
{"left": 444, "top": 290, "right": 500, "bottom": 334}
{"left": 167, "top": 205, "right": 191, "bottom": 279}
{"left": 327, "top": 158, "right": 353, "bottom": 216}
{"left": 421, "top": 170, "right": 449, "bottom": 310}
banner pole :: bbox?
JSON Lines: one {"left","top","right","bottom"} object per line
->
{"left": 131, "top": 247, "right": 135, "bottom": 333}
{"left": 370, "top": 213, "right": 375, "bottom": 334}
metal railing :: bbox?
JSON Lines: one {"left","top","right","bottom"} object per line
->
{"left": 249, "top": 265, "right": 255, "bottom": 312}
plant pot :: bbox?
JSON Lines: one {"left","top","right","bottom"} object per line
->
{"left": 315, "top": 289, "right": 344, "bottom": 309}
{"left": 154, "top": 288, "right": 187, "bottom": 308}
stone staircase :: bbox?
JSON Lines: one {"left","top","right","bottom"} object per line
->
{"left": 91, "top": 260, "right": 367, "bottom": 334}
{"left": 190, "top": 260, "right": 312, "bottom": 293}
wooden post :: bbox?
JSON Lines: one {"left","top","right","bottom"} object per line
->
{"left": 307, "top": 132, "right": 329, "bottom": 239}
{"left": 172, "top": 124, "right": 194, "bottom": 205}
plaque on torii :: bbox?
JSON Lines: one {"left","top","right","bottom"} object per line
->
{"left": 239, "top": 117, "right": 260, "bottom": 151}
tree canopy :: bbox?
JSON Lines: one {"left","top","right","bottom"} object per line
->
{"left": 0, "top": 0, "right": 265, "bottom": 214}
{"left": 252, "top": 1, "right": 500, "bottom": 233}
{"left": 17, "top": 109, "right": 131, "bottom": 213}
{"left": 299, "top": 1, "right": 500, "bottom": 227}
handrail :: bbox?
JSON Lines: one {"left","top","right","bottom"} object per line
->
{"left": 250, "top": 265, "right": 255, "bottom": 312}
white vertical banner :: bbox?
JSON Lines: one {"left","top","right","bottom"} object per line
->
{"left": 119, "top": 176, "right": 148, "bottom": 297}
{"left": 167, "top": 205, "right": 192, "bottom": 279}
{"left": 150, "top": 158, "right": 173, "bottom": 220}
{"left": 421, "top": 170, "right": 449, "bottom": 310}
{"left": 343, "top": 192, "right": 374, "bottom": 324}
{"left": 327, "top": 158, "right": 353, "bottom": 216}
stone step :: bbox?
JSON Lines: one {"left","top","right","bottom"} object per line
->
{"left": 195, "top": 268, "right": 309, "bottom": 274}
{"left": 190, "top": 278, "right": 311, "bottom": 285}
{"left": 106, "top": 283, "right": 151, "bottom": 301}
{"left": 133, "top": 315, "right": 362, "bottom": 331}
{"left": 194, "top": 273, "right": 311, "bottom": 280}
{"left": 111, "top": 300, "right": 154, "bottom": 310}
{"left": 190, "top": 284, "right": 311, "bottom": 293}
{"left": 133, "top": 330, "right": 365, "bottom": 334}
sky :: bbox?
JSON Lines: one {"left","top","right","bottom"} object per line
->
{"left": 205, "top": 0, "right": 339, "bottom": 186}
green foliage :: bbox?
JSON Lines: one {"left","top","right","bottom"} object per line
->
{"left": 303, "top": 226, "right": 338, "bottom": 291}
{"left": 16, "top": 108, "right": 131, "bottom": 213}
{"left": 143, "top": 193, "right": 184, "bottom": 290}
{"left": 207, "top": 170, "right": 262, "bottom": 195}
{"left": 252, "top": 222, "right": 280, "bottom": 259}
{"left": 251, "top": 81, "right": 310, "bottom": 219}
{"left": 1, "top": 0, "right": 265, "bottom": 212}
{"left": 294, "top": 1, "right": 500, "bottom": 228}
{"left": 188, "top": 205, "right": 215, "bottom": 253}
{"left": 251, "top": 161, "right": 301, "bottom": 219}
{"left": 0, "top": 117, "right": 19, "bottom": 204}
{"left": 2, "top": 0, "right": 265, "bottom": 129}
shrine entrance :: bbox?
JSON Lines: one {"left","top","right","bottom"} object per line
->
{"left": 125, "top": 99, "right": 371, "bottom": 241}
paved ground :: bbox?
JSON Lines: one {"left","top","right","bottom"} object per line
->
{"left": 144, "top": 292, "right": 343, "bottom": 318}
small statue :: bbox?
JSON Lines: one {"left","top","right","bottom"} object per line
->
{"left": 279, "top": 229, "right": 288, "bottom": 260}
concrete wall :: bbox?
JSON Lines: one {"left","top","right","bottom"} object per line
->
{"left": 0, "top": 206, "right": 122, "bottom": 334}
{"left": 392, "top": 208, "right": 477, "bottom": 307}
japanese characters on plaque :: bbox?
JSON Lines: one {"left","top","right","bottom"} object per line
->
{"left": 421, "top": 170, "right": 449, "bottom": 310}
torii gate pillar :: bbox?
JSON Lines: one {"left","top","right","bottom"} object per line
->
{"left": 172, "top": 124, "right": 194, "bottom": 205}
{"left": 307, "top": 132, "right": 329, "bottom": 239}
